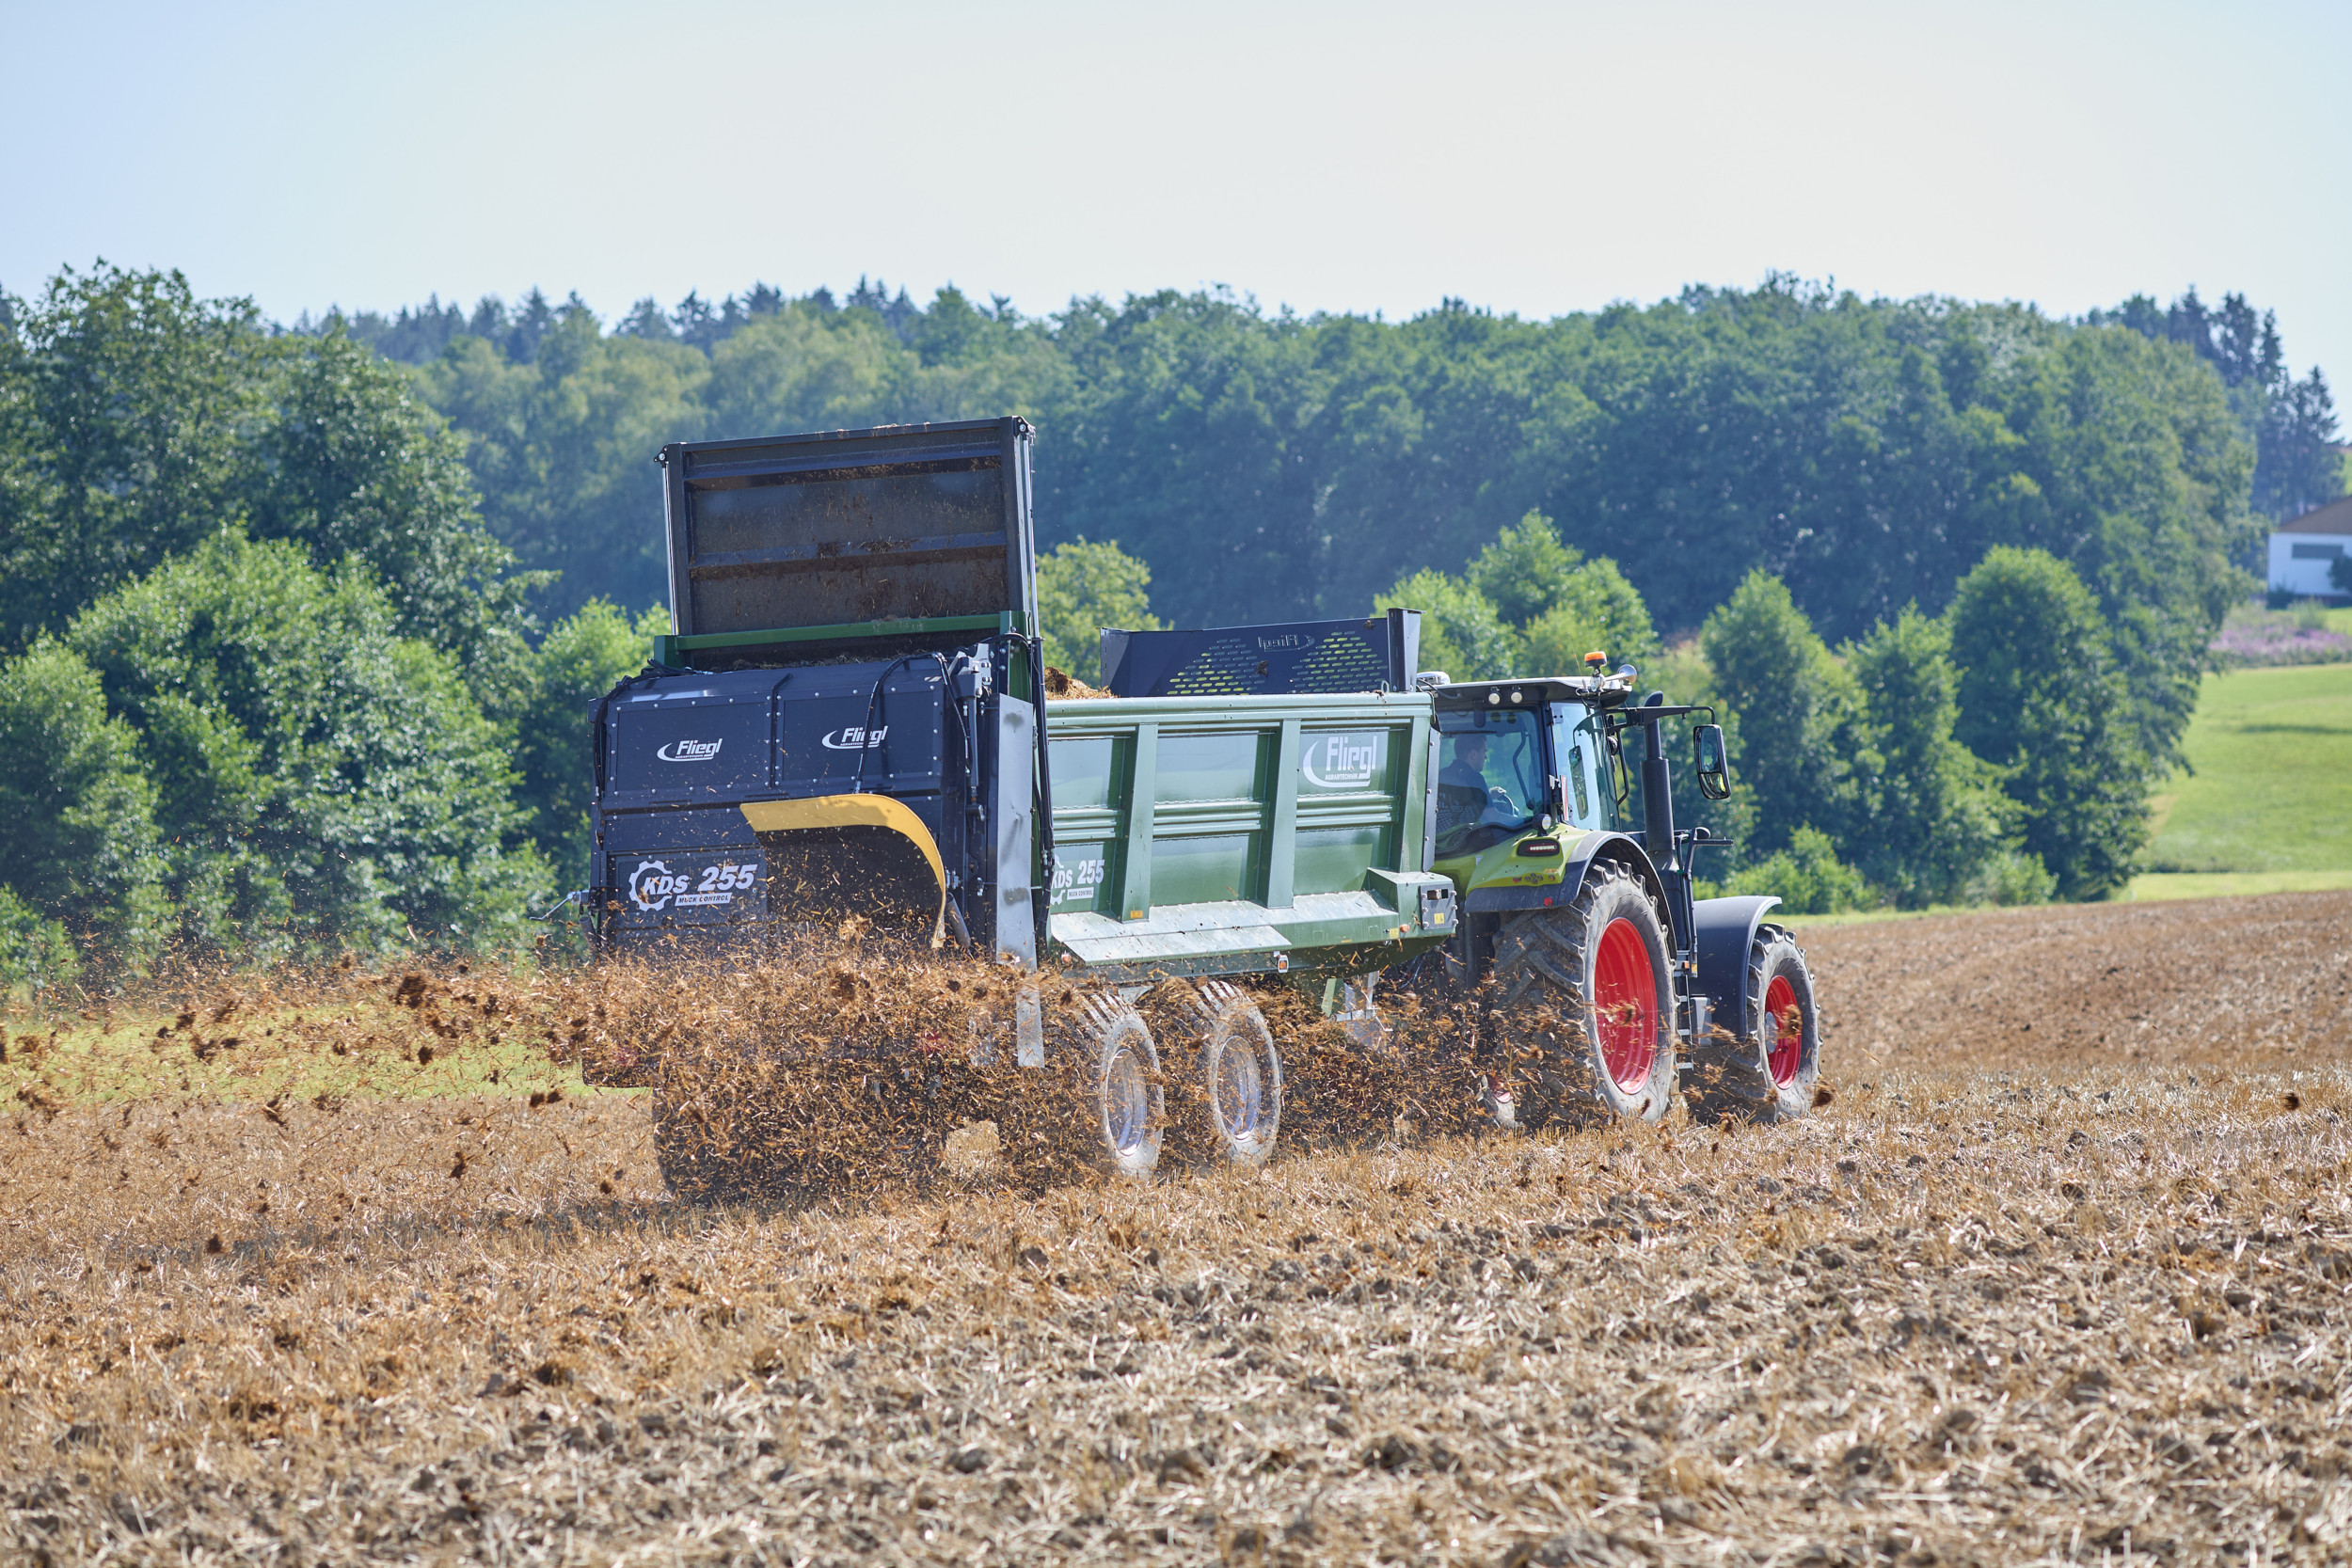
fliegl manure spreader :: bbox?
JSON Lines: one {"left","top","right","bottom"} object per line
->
{"left": 584, "top": 417, "right": 1820, "bottom": 1193}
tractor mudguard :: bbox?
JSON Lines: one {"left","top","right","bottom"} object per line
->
{"left": 1692, "top": 896, "right": 1784, "bottom": 1038}
{"left": 1460, "top": 832, "right": 1667, "bottom": 918}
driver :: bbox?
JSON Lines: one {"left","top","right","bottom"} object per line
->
{"left": 1442, "top": 731, "right": 1490, "bottom": 794}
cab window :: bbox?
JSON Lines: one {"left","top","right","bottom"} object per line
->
{"left": 1433, "top": 708, "right": 1544, "bottom": 856}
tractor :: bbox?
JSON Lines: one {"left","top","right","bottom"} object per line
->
{"left": 1392, "top": 656, "right": 1821, "bottom": 1129}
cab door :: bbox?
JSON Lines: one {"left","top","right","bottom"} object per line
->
{"left": 1548, "top": 706, "right": 1611, "bottom": 832}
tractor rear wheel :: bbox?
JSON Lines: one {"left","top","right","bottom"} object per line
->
{"left": 1686, "top": 927, "right": 1820, "bottom": 1125}
{"left": 1487, "top": 861, "right": 1677, "bottom": 1127}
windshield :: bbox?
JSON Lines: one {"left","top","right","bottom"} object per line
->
{"left": 1434, "top": 709, "right": 1546, "bottom": 856}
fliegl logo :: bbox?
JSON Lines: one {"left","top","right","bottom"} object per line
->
{"left": 1300, "top": 732, "right": 1382, "bottom": 789}
{"left": 656, "top": 738, "right": 723, "bottom": 763}
{"left": 628, "top": 859, "right": 686, "bottom": 912}
{"left": 821, "top": 726, "right": 889, "bottom": 751}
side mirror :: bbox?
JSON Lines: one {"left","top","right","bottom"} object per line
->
{"left": 1692, "top": 724, "right": 1730, "bottom": 800}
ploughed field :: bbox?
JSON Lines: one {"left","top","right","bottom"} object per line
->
{"left": 4, "top": 894, "right": 2351, "bottom": 1566}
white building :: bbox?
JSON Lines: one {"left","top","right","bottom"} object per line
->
{"left": 2271, "top": 496, "right": 2352, "bottom": 601}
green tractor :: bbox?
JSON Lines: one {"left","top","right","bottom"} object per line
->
{"left": 1399, "top": 654, "right": 1820, "bottom": 1129}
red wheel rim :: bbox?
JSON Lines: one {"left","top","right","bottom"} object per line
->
{"left": 1763, "top": 974, "right": 1802, "bottom": 1086}
{"left": 1593, "top": 917, "right": 1658, "bottom": 1091}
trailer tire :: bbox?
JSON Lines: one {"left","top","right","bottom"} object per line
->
{"left": 1048, "top": 993, "right": 1165, "bottom": 1180}
{"left": 1487, "top": 860, "right": 1676, "bottom": 1127}
{"left": 1687, "top": 927, "right": 1819, "bottom": 1125}
{"left": 1158, "top": 980, "right": 1283, "bottom": 1168}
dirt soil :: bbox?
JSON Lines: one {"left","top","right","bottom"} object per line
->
{"left": 4, "top": 893, "right": 2350, "bottom": 1565}
{"left": 1796, "top": 890, "right": 2352, "bottom": 1071}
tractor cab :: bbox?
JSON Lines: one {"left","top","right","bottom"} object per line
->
{"left": 1424, "top": 672, "right": 1733, "bottom": 909}
{"left": 1425, "top": 673, "right": 1638, "bottom": 898}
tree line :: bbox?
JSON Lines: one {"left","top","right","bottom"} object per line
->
{"left": 365, "top": 271, "right": 2323, "bottom": 776}
{"left": 0, "top": 261, "right": 2336, "bottom": 986}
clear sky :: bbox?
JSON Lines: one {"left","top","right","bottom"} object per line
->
{"left": 8, "top": 0, "right": 2348, "bottom": 394}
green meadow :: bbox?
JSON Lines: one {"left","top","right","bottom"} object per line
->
{"left": 0, "top": 987, "right": 609, "bottom": 1109}
{"left": 2132, "top": 661, "right": 2352, "bottom": 898}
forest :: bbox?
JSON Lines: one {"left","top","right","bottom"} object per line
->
{"left": 0, "top": 261, "right": 2338, "bottom": 986}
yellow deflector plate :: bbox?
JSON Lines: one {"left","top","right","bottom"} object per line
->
{"left": 739, "top": 794, "right": 947, "bottom": 944}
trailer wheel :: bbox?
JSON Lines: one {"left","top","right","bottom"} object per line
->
{"left": 1059, "top": 994, "right": 1165, "bottom": 1179}
{"left": 1160, "top": 981, "right": 1283, "bottom": 1167}
{"left": 1487, "top": 860, "right": 1676, "bottom": 1127}
{"left": 1687, "top": 927, "right": 1820, "bottom": 1125}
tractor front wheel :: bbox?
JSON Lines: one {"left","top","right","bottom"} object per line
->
{"left": 1687, "top": 927, "right": 1820, "bottom": 1125}
{"left": 1486, "top": 861, "right": 1677, "bottom": 1128}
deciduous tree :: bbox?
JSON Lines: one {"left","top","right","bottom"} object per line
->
{"left": 0, "top": 639, "right": 167, "bottom": 965}
{"left": 1698, "top": 572, "right": 1862, "bottom": 861}
{"left": 1845, "top": 606, "right": 2014, "bottom": 906}
{"left": 1947, "top": 547, "right": 2149, "bottom": 900}
{"left": 68, "top": 531, "right": 548, "bottom": 959}
{"left": 1037, "top": 539, "right": 1161, "bottom": 683}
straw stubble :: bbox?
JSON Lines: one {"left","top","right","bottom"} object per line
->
{"left": 0, "top": 892, "right": 2347, "bottom": 1564}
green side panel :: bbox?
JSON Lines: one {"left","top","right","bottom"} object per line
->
{"left": 1042, "top": 691, "right": 1442, "bottom": 974}
{"left": 1046, "top": 837, "right": 1115, "bottom": 916}
{"left": 1047, "top": 735, "right": 1120, "bottom": 808}
{"left": 1295, "top": 825, "right": 1391, "bottom": 895}
{"left": 1296, "top": 724, "right": 1399, "bottom": 794}
{"left": 1154, "top": 730, "right": 1268, "bottom": 802}
{"left": 1044, "top": 732, "right": 1125, "bottom": 918}
{"left": 1149, "top": 832, "right": 1263, "bottom": 906}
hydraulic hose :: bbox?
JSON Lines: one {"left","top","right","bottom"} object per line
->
{"left": 849, "top": 654, "right": 951, "bottom": 796}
